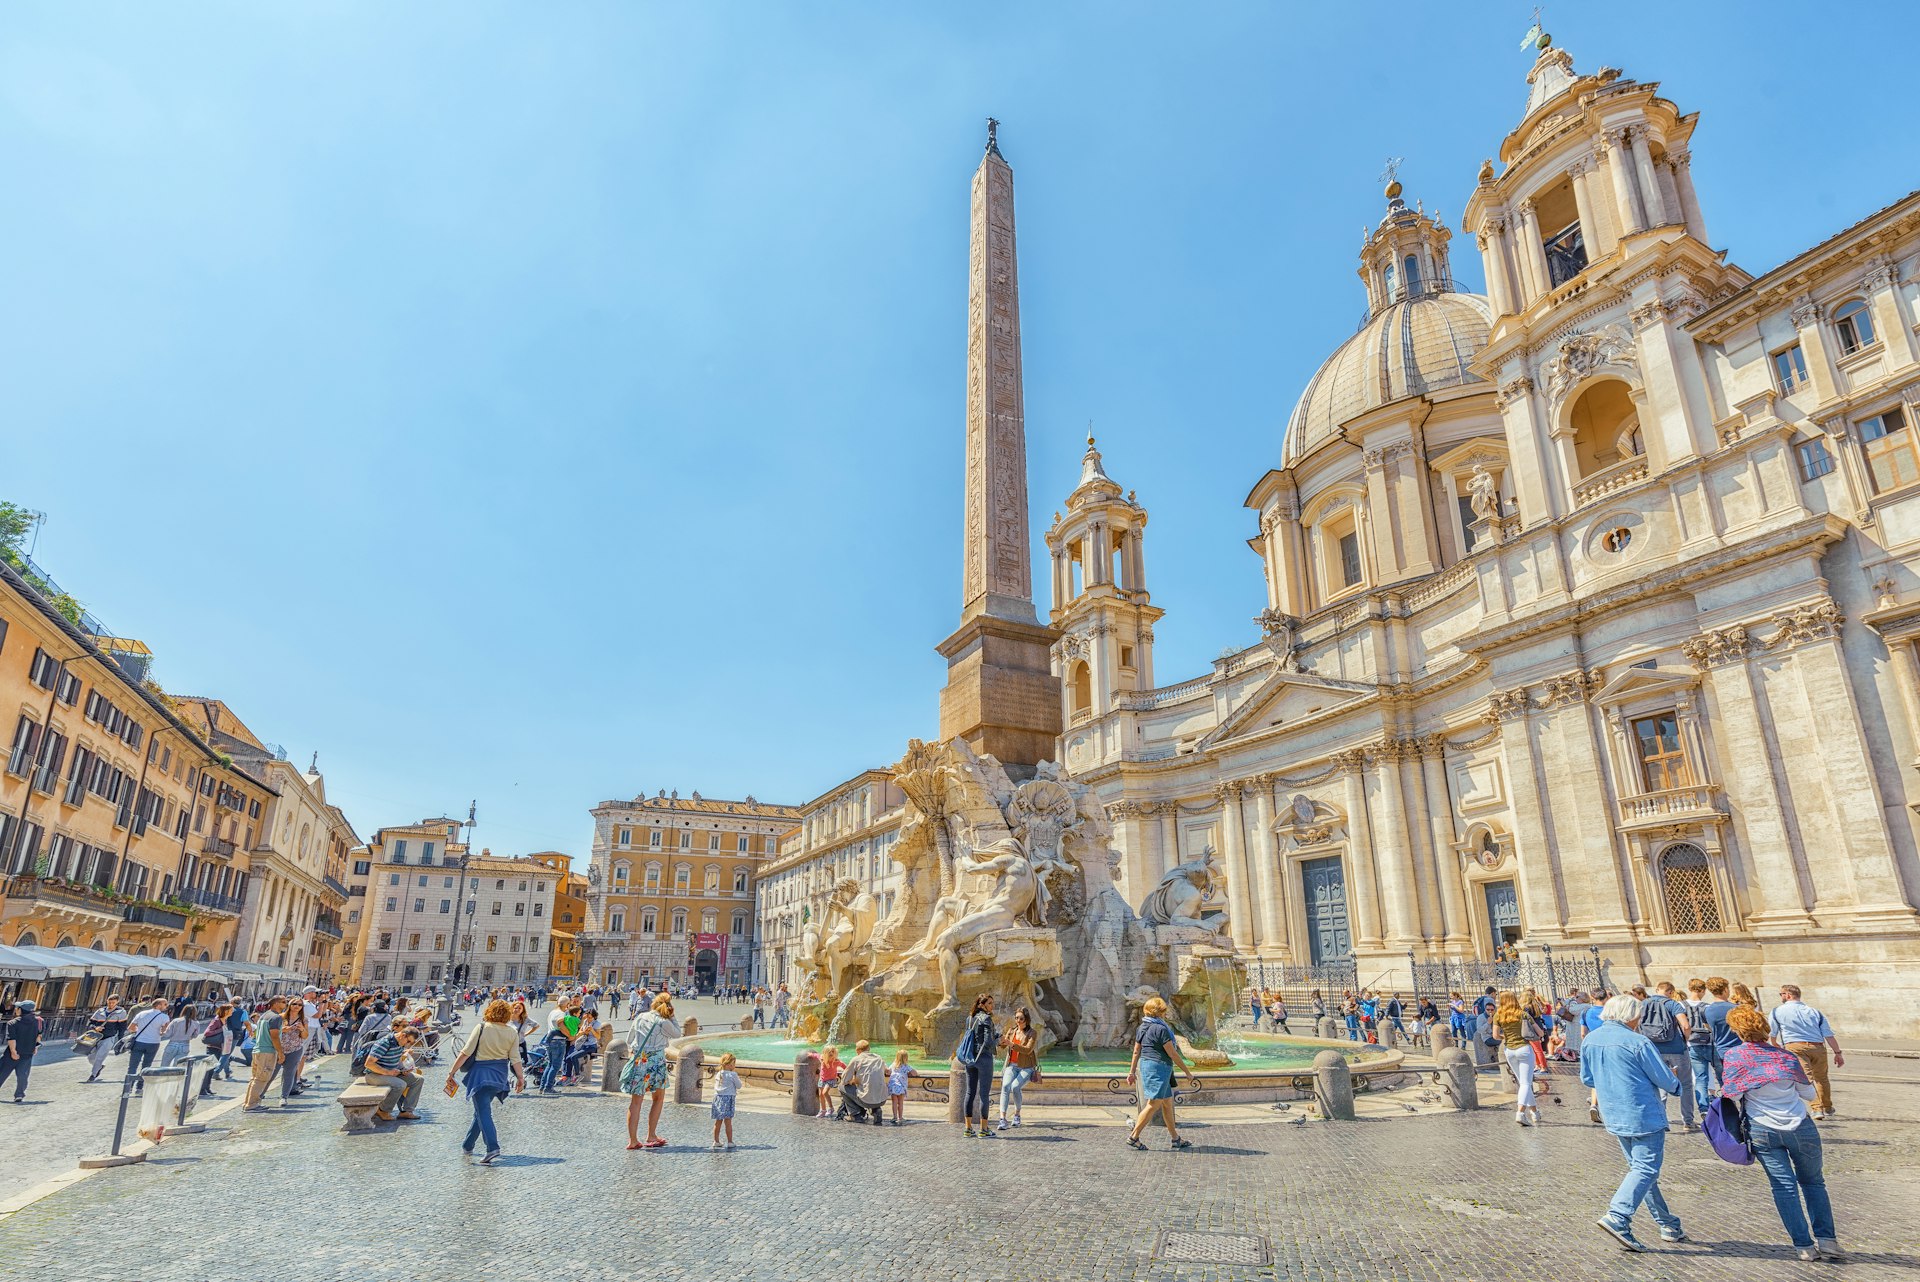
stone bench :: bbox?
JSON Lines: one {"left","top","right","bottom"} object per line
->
{"left": 337, "top": 1081, "right": 391, "bottom": 1133}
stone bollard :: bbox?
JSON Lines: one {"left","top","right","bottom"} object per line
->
{"left": 671, "top": 1045, "right": 705, "bottom": 1104}
{"left": 1313, "top": 1050, "right": 1356, "bottom": 1120}
{"left": 947, "top": 1065, "right": 967, "bottom": 1125}
{"left": 739, "top": 1015, "right": 754, "bottom": 1031}
{"left": 681, "top": 1017, "right": 699, "bottom": 1038}
{"left": 1316, "top": 1016, "right": 1341, "bottom": 1041}
{"left": 1469, "top": 1024, "right": 1494, "bottom": 1070}
{"left": 1436, "top": 1047, "right": 1479, "bottom": 1110}
{"left": 791, "top": 1052, "right": 819, "bottom": 1116}
{"left": 600, "top": 1040, "right": 629, "bottom": 1094}
{"left": 1426, "top": 1024, "right": 1452, "bottom": 1060}
{"left": 1378, "top": 1021, "right": 1398, "bottom": 1050}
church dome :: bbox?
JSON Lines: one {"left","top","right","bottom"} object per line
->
{"left": 1283, "top": 287, "right": 1494, "bottom": 466}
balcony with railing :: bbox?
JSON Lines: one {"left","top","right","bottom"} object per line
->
{"left": 312, "top": 915, "right": 345, "bottom": 941}
{"left": 202, "top": 835, "right": 237, "bottom": 858}
{"left": 1572, "top": 455, "right": 1650, "bottom": 508}
{"left": 1615, "top": 784, "right": 1723, "bottom": 832}
{"left": 122, "top": 902, "right": 189, "bottom": 932}
{"left": 322, "top": 874, "right": 351, "bottom": 901}
{"left": 1, "top": 875, "right": 125, "bottom": 922}
{"left": 179, "top": 885, "right": 244, "bottom": 917}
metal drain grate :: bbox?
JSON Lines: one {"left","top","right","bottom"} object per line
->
{"left": 1154, "top": 1230, "right": 1272, "bottom": 1266}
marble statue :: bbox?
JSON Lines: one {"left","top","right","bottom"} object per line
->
{"left": 1468, "top": 462, "right": 1500, "bottom": 520}
{"left": 815, "top": 877, "right": 878, "bottom": 995}
{"left": 1138, "top": 849, "right": 1229, "bottom": 934}
{"left": 917, "top": 837, "right": 1039, "bottom": 1007}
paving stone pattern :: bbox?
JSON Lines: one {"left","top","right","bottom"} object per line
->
{"left": 3, "top": 1043, "right": 1918, "bottom": 1281}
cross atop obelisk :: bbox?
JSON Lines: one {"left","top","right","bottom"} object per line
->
{"left": 961, "top": 115, "right": 1036, "bottom": 626}
{"left": 937, "top": 118, "right": 1061, "bottom": 775}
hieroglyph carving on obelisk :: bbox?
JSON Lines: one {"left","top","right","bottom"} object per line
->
{"left": 961, "top": 120, "right": 1038, "bottom": 626}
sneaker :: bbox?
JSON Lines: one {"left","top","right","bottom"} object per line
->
{"left": 1596, "top": 1218, "right": 1646, "bottom": 1252}
{"left": 1516, "top": 1114, "right": 1530, "bottom": 1126}
{"left": 711, "top": 1141, "right": 722, "bottom": 1149}
{"left": 1589, "top": 1106, "right": 1603, "bottom": 1125}
{"left": 1817, "top": 1240, "right": 1847, "bottom": 1261}
{"left": 1659, "top": 1228, "right": 1689, "bottom": 1244}
{"left": 1012, "top": 1115, "right": 1022, "bottom": 1127}
{"left": 480, "top": 1150, "right": 500, "bottom": 1166}
{"left": 962, "top": 1127, "right": 976, "bottom": 1138}
{"left": 1797, "top": 1248, "right": 1820, "bottom": 1262}
{"left": 979, "top": 1127, "right": 996, "bottom": 1138}
{"left": 995, "top": 1118, "right": 1009, "bottom": 1131}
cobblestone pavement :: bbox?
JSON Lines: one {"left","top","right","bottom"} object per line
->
{"left": 2, "top": 1032, "right": 1916, "bottom": 1282}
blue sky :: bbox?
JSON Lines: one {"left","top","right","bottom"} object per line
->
{"left": 0, "top": 3, "right": 1906, "bottom": 859}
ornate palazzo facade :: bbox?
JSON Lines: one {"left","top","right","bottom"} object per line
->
{"left": 1050, "top": 41, "right": 1920, "bottom": 1033}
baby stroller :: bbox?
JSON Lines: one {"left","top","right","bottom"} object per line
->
{"left": 522, "top": 1038, "right": 552, "bottom": 1081}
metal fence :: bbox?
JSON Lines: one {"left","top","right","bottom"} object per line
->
{"left": 1410, "top": 956, "right": 1607, "bottom": 1001}
{"left": 1244, "top": 961, "right": 1359, "bottom": 993}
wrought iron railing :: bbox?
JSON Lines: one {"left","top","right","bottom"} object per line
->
{"left": 179, "top": 886, "right": 244, "bottom": 915}
{"left": 1244, "top": 960, "right": 1359, "bottom": 992}
{"left": 322, "top": 874, "right": 351, "bottom": 900}
{"left": 1410, "top": 956, "right": 1606, "bottom": 1002}
{"left": 123, "top": 903, "right": 189, "bottom": 931}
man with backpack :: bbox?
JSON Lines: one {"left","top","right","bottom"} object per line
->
{"left": 1636, "top": 982, "right": 1696, "bottom": 1132}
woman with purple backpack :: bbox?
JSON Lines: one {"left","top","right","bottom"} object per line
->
{"left": 1721, "top": 1006, "right": 1843, "bottom": 1262}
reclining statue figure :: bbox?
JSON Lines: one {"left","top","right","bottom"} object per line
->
{"left": 1138, "top": 849, "right": 1229, "bottom": 934}
{"left": 911, "top": 837, "right": 1038, "bottom": 1008}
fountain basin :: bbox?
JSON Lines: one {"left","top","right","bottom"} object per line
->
{"left": 677, "top": 1029, "right": 1411, "bottom": 1108}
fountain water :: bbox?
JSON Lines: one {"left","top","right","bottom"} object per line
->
{"left": 821, "top": 985, "right": 861, "bottom": 1048}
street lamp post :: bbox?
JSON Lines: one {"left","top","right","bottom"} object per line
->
{"left": 1588, "top": 943, "right": 1601, "bottom": 994}
{"left": 1542, "top": 942, "right": 1556, "bottom": 1001}
{"left": 1406, "top": 947, "right": 1417, "bottom": 1000}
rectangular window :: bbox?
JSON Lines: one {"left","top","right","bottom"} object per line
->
{"left": 378, "top": 932, "right": 393, "bottom": 951}
{"left": 1339, "top": 531, "right": 1363, "bottom": 587}
{"left": 28, "top": 649, "right": 58, "bottom": 691}
{"left": 421, "top": 841, "right": 435, "bottom": 863}
{"left": 1543, "top": 220, "right": 1588, "bottom": 288}
{"left": 408, "top": 933, "right": 421, "bottom": 950}
{"left": 679, "top": 831, "right": 691, "bottom": 849}
{"left": 1772, "top": 343, "right": 1809, "bottom": 393}
{"left": 440, "top": 899, "right": 451, "bottom": 913}
{"left": 353, "top": 860, "right": 370, "bottom": 876}
{"left": 1796, "top": 439, "right": 1835, "bottom": 482}
{"left": 413, "top": 898, "right": 425, "bottom": 912}
{"left": 491, "top": 903, "right": 501, "bottom": 915}
{"left": 649, "top": 830, "right": 662, "bottom": 848}
{"left": 393, "top": 839, "right": 408, "bottom": 861}
{"left": 1631, "top": 712, "right": 1691, "bottom": 791}
{"left": 1861, "top": 408, "right": 1918, "bottom": 493}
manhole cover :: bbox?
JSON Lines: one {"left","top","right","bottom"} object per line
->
{"left": 1154, "top": 1230, "right": 1272, "bottom": 1266}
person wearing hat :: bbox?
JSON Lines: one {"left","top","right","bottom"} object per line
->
{"left": 1, "top": 999, "right": 44, "bottom": 1103}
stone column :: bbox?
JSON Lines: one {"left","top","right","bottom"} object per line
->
{"left": 1338, "top": 751, "right": 1386, "bottom": 949}
{"left": 1419, "top": 734, "right": 1472, "bottom": 951}
{"left": 1628, "top": 127, "right": 1668, "bottom": 228}
{"left": 1602, "top": 131, "right": 1645, "bottom": 236}
{"left": 1250, "top": 778, "right": 1288, "bottom": 956}
{"left": 1158, "top": 802, "right": 1180, "bottom": 879}
{"left": 1517, "top": 200, "right": 1552, "bottom": 302}
{"left": 1491, "top": 689, "right": 1565, "bottom": 939}
{"left": 1864, "top": 258, "right": 1920, "bottom": 368}
{"left": 1669, "top": 150, "right": 1706, "bottom": 242}
{"left": 1535, "top": 674, "right": 1634, "bottom": 935}
{"left": 1478, "top": 226, "right": 1512, "bottom": 317}
{"left": 1218, "top": 782, "right": 1255, "bottom": 952}
{"left": 1369, "top": 742, "right": 1421, "bottom": 947}
{"left": 1568, "top": 158, "right": 1604, "bottom": 258}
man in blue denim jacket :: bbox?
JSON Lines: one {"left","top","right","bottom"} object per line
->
{"left": 1580, "top": 993, "right": 1686, "bottom": 1252}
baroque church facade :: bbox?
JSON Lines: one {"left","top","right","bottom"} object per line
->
{"left": 1046, "top": 40, "right": 1920, "bottom": 1032}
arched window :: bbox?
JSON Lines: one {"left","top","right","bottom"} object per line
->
{"left": 1382, "top": 260, "right": 1397, "bottom": 302}
{"left": 704, "top": 864, "right": 720, "bottom": 892}
{"left": 1660, "top": 844, "right": 1721, "bottom": 933}
{"left": 731, "top": 911, "right": 748, "bottom": 935}
{"left": 1566, "top": 378, "right": 1641, "bottom": 486}
{"left": 701, "top": 908, "right": 718, "bottom": 933}
{"left": 612, "top": 860, "right": 630, "bottom": 885}
{"left": 1070, "top": 662, "right": 1092, "bottom": 717}
{"left": 671, "top": 908, "right": 688, "bottom": 935}
{"left": 674, "top": 864, "right": 691, "bottom": 889}
{"left": 640, "top": 907, "right": 657, "bottom": 934}
{"left": 56, "top": 935, "right": 74, "bottom": 949}
{"left": 644, "top": 862, "right": 661, "bottom": 889}
{"left": 15, "top": 932, "right": 36, "bottom": 948}
{"left": 1833, "top": 300, "right": 1876, "bottom": 355}
{"left": 1403, "top": 254, "right": 1422, "bottom": 294}
{"left": 610, "top": 909, "right": 626, "bottom": 933}
{"left": 733, "top": 869, "right": 748, "bottom": 893}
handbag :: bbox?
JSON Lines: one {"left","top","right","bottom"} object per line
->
{"left": 1028, "top": 1062, "right": 1042, "bottom": 1084}
{"left": 1703, "top": 1094, "right": 1754, "bottom": 1165}
{"left": 76, "top": 1029, "right": 101, "bottom": 1052}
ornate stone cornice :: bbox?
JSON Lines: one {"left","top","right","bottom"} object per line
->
{"left": 1681, "top": 625, "right": 1753, "bottom": 668}
{"left": 1332, "top": 747, "right": 1372, "bottom": 774}
{"left": 1862, "top": 257, "right": 1900, "bottom": 294}
{"left": 1769, "top": 598, "right": 1843, "bottom": 649}
{"left": 1538, "top": 668, "right": 1603, "bottom": 707}
{"left": 1213, "top": 779, "right": 1245, "bottom": 802}
{"left": 1363, "top": 440, "right": 1415, "bottom": 469}
{"left": 1487, "top": 688, "right": 1532, "bottom": 722}
{"left": 1790, "top": 294, "right": 1823, "bottom": 329}
{"left": 1495, "top": 376, "right": 1535, "bottom": 408}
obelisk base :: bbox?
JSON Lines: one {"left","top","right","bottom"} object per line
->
{"left": 936, "top": 612, "right": 1062, "bottom": 778}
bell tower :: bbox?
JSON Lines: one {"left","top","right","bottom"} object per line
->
{"left": 1046, "top": 437, "right": 1161, "bottom": 730}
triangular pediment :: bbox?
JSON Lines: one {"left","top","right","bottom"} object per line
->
{"left": 1201, "top": 668, "right": 1371, "bottom": 749}
{"left": 1592, "top": 664, "right": 1698, "bottom": 706}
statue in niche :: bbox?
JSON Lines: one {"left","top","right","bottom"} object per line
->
{"left": 1468, "top": 463, "right": 1501, "bottom": 521}
{"left": 1138, "top": 849, "right": 1229, "bottom": 934}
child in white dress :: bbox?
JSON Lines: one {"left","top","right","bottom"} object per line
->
{"left": 711, "top": 1052, "right": 741, "bottom": 1149}
{"left": 887, "top": 1049, "right": 916, "bottom": 1126}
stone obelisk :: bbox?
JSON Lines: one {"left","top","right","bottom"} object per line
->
{"left": 937, "top": 119, "right": 1061, "bottom": 775}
